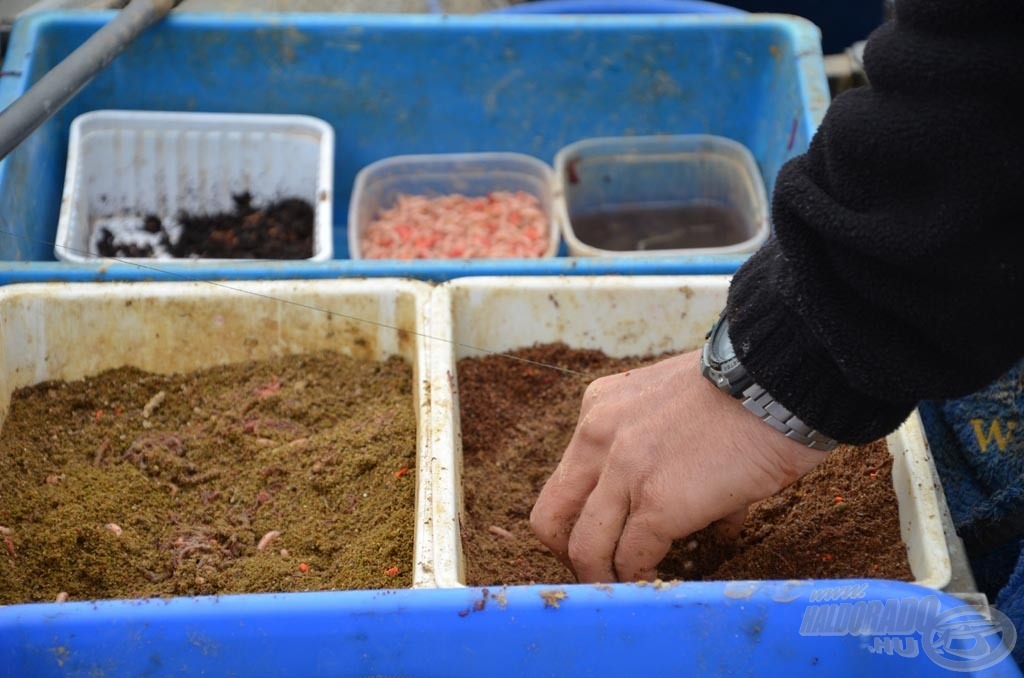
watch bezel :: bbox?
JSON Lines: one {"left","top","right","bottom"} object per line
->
{"left": 705, "top": 316, "right": 735, "bottom": 368}
{"left": 702, "top": 316, "right": 753, "bottom": 398}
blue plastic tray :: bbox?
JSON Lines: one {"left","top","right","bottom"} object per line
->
{"left": 0, "top": 12, "right": 827, "bottom": 284}
{"left": 2, "top": 581, "right": 1018, "bottom": 676}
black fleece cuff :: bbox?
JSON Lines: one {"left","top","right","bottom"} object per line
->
{"left": 726, "top": 248, "right": 915, "bottom": 445}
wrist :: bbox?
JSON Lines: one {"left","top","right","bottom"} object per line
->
{"left": 690, "top": 350, "right": 830, "bottom": 494}
{"left": 726, "top": 264, "right": 914, "bottom": 444}
{"left": 701, "top": 312, "right": 838, "bottom": 451}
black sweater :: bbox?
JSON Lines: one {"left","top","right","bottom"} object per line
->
{"left": 726, "top": 0, "right": 1024, "bottom": 444}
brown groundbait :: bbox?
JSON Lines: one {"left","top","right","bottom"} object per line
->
{"left": 458, "top": 343, "right": 913, "bottom": 586}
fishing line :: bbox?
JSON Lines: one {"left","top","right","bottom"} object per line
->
{"left": 0, "top": 226, "right": 595, "bottom": 379}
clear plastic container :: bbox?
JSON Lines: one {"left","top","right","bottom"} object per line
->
{"left": 554, "top": 135, "right": 769, "bottom": 257}
{"left": 55, "top": 110, "right": 335, "bottom": 263}
{"left": 348, "top": 152, "right": 559, "bottom": 260}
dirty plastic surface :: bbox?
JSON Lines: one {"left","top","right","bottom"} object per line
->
{"left": 426, "top": 277, "right": 951, "bottom": 590}
{"left": 0, "top": 279, "right": 438, "bottom": 588}
{"left": 0, "top": 581, "right": 1017, "bottom": 676}
{"left": 0, "top": 12, "right": 829, "bottom": 282}
{"left": 0, "top": 278, "right": 1002, "bottom": 676}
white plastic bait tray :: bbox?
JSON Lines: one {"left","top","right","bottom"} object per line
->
{"left": 0, "top": 280, "right": 436, "bottom": 588}
{"left": 0, "top": 278, "right": 954, "bottom": 593}
{"left": 426, "top": 276, "right": 953, "bottom": 590}
{"left": 55, "top": 111, "right": 335, "bottom": 263}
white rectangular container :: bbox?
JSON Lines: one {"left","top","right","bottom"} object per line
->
{"left": 348, "top": 152, "right": 560, "bottom": 260}
{"left": 427, "top": 276, "right": 952, "bottom": 590}
{"left": 55, "top": 111, "right": 335, "bottom": 263}
{"left": 0, "top": 279, "right": 436, "bottom": 588}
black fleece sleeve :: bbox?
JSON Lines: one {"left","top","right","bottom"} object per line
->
{"left": 725, "top": 0, "right": 1024, "bottom": 444}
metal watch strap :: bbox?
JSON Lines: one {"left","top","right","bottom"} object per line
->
{"left": 739, "top": 383, "right": 838, "bottom": 451}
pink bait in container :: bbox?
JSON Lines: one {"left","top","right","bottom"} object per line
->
{"left": 348, "top": 153, "right": 559, "bottom": 260}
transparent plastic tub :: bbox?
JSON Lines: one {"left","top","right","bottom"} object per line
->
{"left": 554, "top": 135, "right": 770, "bottom": 257}
{"left": 54, "top": 110, "right": 335, "bottom": 263}
{"left": 347, "top": 152, "right": 559, "bottom": 260}
{"left": 427, "top": 276, "right": 952, "bottom": 590}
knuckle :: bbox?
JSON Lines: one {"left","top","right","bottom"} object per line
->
{"left": 580, "top": 376, "right": 616, "bottom": 406}
{"left": 614, "top": 538, "right": 652, "bottom": 581}
{"left": 575, "top": 412, "right": 615, "bottom": 447}
{"left": 584, "top": 377, "right": 609, "bottom": 398}
{"left": 528, "top": 507, "right": 552, "bottom": 544}
{"left": 566, "top": 530, "right": 592, "bottom": 566}
{"left": 529, "top": 500, "right": 565, "bottom": 547}
{"left": 613, "top": 553, "right": 636, "bottom": 580}
{"left": 528, "top": 504, "right": 545, "bottom": 535}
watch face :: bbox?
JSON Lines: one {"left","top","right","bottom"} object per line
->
{"left": 711, "top": 318, "right": 736, "bottom": 364}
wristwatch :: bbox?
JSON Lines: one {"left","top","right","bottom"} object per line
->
{"left": 700, "top": 312, "right": 838, "bottom": 451}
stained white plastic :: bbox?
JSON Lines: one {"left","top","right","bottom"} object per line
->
{"left": 0, "top": 280, "right": 436, "bottom": 587}
{"left": 554, "top": 135, "right": 770, "bottom": 257}
{"left": 427, "top": 276, "right": 953, "bottom": 590}
{"left": 348, "top": 152, "right": 559, "bottom": 260}
{"left": 55, "top": 110, "right": 335, "bottom": 263}
{"left": 0, "top": 277, "right": 954, "bottom": 593}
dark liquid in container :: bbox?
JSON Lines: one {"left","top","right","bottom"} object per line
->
{"left": 570, "top": 202, "right": 752, "bottom": 252}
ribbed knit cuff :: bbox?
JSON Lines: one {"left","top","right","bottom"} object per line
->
{"left": 726, "top": 250, "right": 914, "bottom": 444}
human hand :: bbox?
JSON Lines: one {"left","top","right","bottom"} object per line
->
{"left": 530, "top": 350, "right": 830, "bottom": 583}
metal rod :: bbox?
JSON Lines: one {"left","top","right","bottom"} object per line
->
{"left": 0, "top": 0, "right": 176, "bottom": 161}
